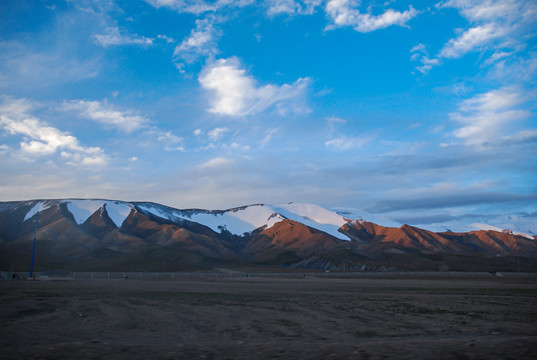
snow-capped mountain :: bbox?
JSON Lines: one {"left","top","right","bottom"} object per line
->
{"left": 18, "top": 199, "right": 399, "bottom": 241}
{"left": 1, "top": 199, "right": 536, "bottom": 272}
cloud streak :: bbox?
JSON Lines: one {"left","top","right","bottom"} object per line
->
{"left": 0, "top": 97, "right": 108, "bottom": 166}
{"left": 94, "top": 27, "right": 154, "bottom": 47}
{"left": 63, "top": 100, "right": 150, "bottom": 133}
{"left": 450, "top": 87, "right": 532, "bottom": 147}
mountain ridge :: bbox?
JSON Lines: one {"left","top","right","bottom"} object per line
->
{"left": 1, "top": 199, "right": 536, "bottom": 272}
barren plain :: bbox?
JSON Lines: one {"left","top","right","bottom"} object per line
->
{"left": 1, "top": 273, "right": 536, "bottom": 359}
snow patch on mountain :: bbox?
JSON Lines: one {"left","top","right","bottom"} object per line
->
{"left": 417, "top": 221, "right": 535, "bottom": 240}
{"left": 271, "top": 203, "right": 350, "bottom": 240}
{"left": 23, "top": 201, "right": 52, "bottom": 222}
{"left": 137, "top": 203, "right": 183, "bottom": 223}
{"left": 105, "top": 201, "right": 134, "bottom": 228}
{"left": 65, "top": 200, "right": 133, "bottom": 227}
{"left": 334, "top": 207, "right": 401, "bottom": 228}
{"left": 186, "top": 205, "right": 285, "bottom": 236}
{"left": 66, "top": 200, "right": 105, "bottom": 225}
{"left": 470, "top": 223, "right": 534, "bottom": 240}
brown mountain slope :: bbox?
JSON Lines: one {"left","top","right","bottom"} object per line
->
{"left": 440, "top": 230, "right": 537, "bottom": 257}
{"left": 341, "top": 220, "right": 537, "bottom": 258}
{"left": 244, "top": 220, "right": 343, "bottom": 263}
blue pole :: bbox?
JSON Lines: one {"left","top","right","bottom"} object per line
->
{"left": 29, "top": 210, "right": 38, "bottom": 278}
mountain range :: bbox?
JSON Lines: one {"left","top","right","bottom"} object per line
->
{"left": 1, "top": 199, "right": 536, "bottom": 272}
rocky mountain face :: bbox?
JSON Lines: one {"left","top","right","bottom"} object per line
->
{"left": 1, "top": 199, "right": 536, "bottom": 272}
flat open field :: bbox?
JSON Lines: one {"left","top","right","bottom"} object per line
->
{"left": 1, "top": 273, "right": 537, "bottom": 359}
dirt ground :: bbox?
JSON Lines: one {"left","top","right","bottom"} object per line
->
{"left": 1, "top": 274, "right": 536, "bottom": 359}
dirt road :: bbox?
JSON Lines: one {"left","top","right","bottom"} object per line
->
{"left": 1, "top": 274, "right": 536, "bottom": 359}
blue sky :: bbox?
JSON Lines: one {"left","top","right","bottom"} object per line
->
{"left": 1, "top": 0, "right": 536, "bottom": 229}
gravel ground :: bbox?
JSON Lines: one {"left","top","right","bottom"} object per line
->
{"left": 1, "top": 274, "right": 536, "bottom": 359}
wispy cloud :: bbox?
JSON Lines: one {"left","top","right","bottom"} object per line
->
{"left": 416, "top": 0, "right": 537, "bottom": 73}
{"left": 199, "top": 57, "right": 310, "bottom": 116}
{"left": 154, "top": 130, "right": 185, "bottom": 151}
{"left": 325, "top": 135, "right": 369, "bottom": 150}
{"left": 145, "top": 0, "right": 254, "bottom": 14}
{"left": 410, "top": 43, "right": 439, "bottom": 74}
{"left": 260, "top": 127, "right": 280, "bottom": 148}
{"left": 439, "top": 24, "right": 505, "bottom": 59}
{"left": 325, "top": 0, "right": 419, "bottom": 32}
{"left": 450, "top": 87, "right": 532, "bottom": 147}
{"left": 173, "top": 17, "right": 221, "bottom": 66}
{"left": 94, "top": 26, "right": 154, "bottom": 47}
{"left": 0, "top": 41, "right": 99, "bottom": 89}
{"left": 207, "top": 127, "right": 229, "bottom": 141}
{"left": 62, "top": 100, "right": 150, "bottom": 133}
{"left": 266, "top": 0, "right": 322, "bottom": 16}
{"left": 198, "top": 156, "right": 233, "bottom": 168}
{"left": 0, "top": 97, "right": 107, "bottom": 165}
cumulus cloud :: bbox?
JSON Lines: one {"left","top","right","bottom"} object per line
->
{"left": 94, "top": 27, "right": 154, "bottom": 47}
{"left": 325, "top": 0, "right": 418, "bottom": 32}
{"left": 0, "top": 97, "right": 107, "bottom": 165}
{"left": 199, "top": 57, "right": 310, "bottom": 116}
{"left": 450, "top": 87, "right": 532, "bottom": 147}
{"left": 63, "top": 100, "right": 150, "bottom": 133}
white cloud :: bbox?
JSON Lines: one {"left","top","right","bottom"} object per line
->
{"left": 450, "top": 87, "right": 532, "bottom": 147}
{"left": 267, "top": 0, "right": 322, "bottom": 16}
{"left": 437, "top": 0, "right": 526, "bottom": 23}
{"left": 226, "top": 142, "right": 250, "bottom": 151}
{"left": 63, "top": 100, "right": 149, "bottom": 133}
{"left": 208, "top": 127, "right": 229, "bottom": 141}
{"left": 145, "top": 0, "right": 254, "bottom": 14}
{"left": 260, "top": 127, "right": 280, "bottom": 148}
{"left": 325, "top": 135, "right": 369, "bottom": 150}
{"left": 439, "top": 24, "right": 505, "bottom": 59}
{"left": 423, "top": 0, "right": 537, "bottom": 71}
{"left": 325, "top": 0, "right": 418, "bottom": 32}
{"left": 198, "top": 156, "right": 233, "bottom": 168}
{"left": 156, "top": 34, "right": 175, "bottom": 43}
{"left": 174, "top": 17, "right": 220, "bottom": 64}
{"left": 155, "top": 131, "right": 185, "bottom": 151}
{"left": 0, "top": 97, "right": 107, "bottom": 165}
{"left": 94, "top": 27, "right": 154, "bottom": 47}
{"left": 199, "top": 57, "right": 310, "bottom": 116}
{"left": 410, "top": 43, "right": 440, "bottom": 73}
{"left": 326, "top": 116, "right": 346, "bottom": 124}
